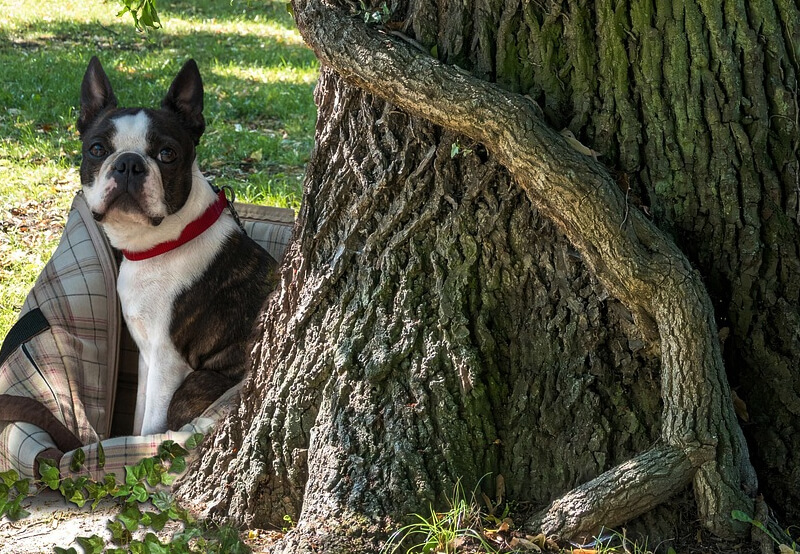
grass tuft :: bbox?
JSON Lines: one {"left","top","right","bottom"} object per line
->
{"left": 381, "top": 479, "right": 501, "bottom": 554}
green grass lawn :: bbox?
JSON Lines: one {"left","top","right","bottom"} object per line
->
{"left": 0, "top": 0, "right": 318, "bottom": 336}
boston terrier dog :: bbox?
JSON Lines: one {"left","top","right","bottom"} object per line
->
{"left": 76, "top": 57, "right": 278, "bottom": 435}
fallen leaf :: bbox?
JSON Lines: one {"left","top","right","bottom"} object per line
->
{"left": 559, "top": 129, "right": 601, "bottom": 159}
{"left": 527, "top": 534, "right": 547, "bottom": 548}
{"left": 496, "top": 474, "right": 505, "bottom": 506}
{"left": 731, "top": 389, "right": 749, "bottom": 422}
{"left": 509, "top": 537, "right": 542, "bottom": 552}
{"left": 498, "top": 520, "right": 510, "bottom": 532}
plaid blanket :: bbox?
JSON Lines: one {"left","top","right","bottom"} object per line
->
{"left": 0, "top": 192, "right": 293, "bottom": 480}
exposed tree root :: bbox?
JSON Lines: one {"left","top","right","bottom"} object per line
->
{"left": 527, "top": 444, "right": 709, "bottom": 540}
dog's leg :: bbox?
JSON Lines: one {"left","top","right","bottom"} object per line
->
{"left": 139, "top": 344, "right": 192, "bottom": 435}
{"left": 167, "top": 370, "right": 240, "bottom": 430}
{"left": 133, "top": 352, "right": 149, "bottom": 435}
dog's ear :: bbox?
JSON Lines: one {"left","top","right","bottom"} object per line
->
{"left": 162, "top": 59, "right": 205, "bottom": 145}
{"left": 78, "top": 56, "right": 118, "bottom": 136}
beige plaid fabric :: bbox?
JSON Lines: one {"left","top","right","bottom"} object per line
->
{"left": 59, "top": 384, "right": 241, "bottom": 480}
{"left": 0, "top": 192, "right": 294, "bottom": 480}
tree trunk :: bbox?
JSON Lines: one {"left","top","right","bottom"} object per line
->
{"left": 177, "top": 0, "right": 800, "bottom": 549}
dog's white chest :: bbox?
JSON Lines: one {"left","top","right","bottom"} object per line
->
{"left": 118, "top": 259, "right": 184, "bottom": 347}
{"left": 118, "top": 217, "right": 236, "bottom": 435}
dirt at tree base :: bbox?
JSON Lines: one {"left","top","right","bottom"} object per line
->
{"left": 1, "top": 490, "right": 763, "bottom": 553}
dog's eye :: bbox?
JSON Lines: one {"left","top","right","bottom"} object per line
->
{"left": 88, "top": 143, "right": 107, "bottom": 158}
{"left": 158, "top": 148, "right": 177, "bottom": 163}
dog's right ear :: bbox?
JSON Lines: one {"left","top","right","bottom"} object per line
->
{"left": 78, "top": 56, "right": 118, "bottom": 136}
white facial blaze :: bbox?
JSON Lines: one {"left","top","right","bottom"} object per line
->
{"left": 112, "top": 111, "right": 151, "bottom": 153}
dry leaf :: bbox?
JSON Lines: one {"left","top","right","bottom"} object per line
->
{"left": 509, "top": 537, "right": 541, "bottom": 552}
{"left": 731, "top": 389, "right": 749, "bottom": 422}
{"left": 559, "top": 129, "right": 601, "bottom": 159}
{"left": 498, "top": 520, "right": 510, "bottom": 532}
{"left": 496, "top": 474, "right": 505, "bottom": 506}
{"left": 527, "top": 534, "right": 547, "bottom": 548}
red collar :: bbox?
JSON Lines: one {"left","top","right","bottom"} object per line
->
{"left": 122, "top": 189, "right": 228, "bottom": 261}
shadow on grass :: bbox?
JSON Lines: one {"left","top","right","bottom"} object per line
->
{"left": 160, "top": 0, "right": 302, "bottom": 30}
{"left": 0, "top": 14, "right": 319, "bottom": 130}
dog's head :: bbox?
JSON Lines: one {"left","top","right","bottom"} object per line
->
{"left": 77, "top": 57, "right": 205, "bottom": 241}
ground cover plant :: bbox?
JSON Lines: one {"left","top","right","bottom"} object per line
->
{"left": 0, "top": 0, "right": 318, "bottom": 337}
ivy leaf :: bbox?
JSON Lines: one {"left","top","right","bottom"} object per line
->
{"left": 69, "top": 448, "right": 86, "bottom": 472}
{"left": 185, "top": 433, "right": 204, "bottom": 450}
{"left": 125, "top": 463, "right": 146, "bottom": 487}
{"left": 144, "top": 532, "right": 168, "bottom": 554}
{"left": 108, "top": 519, "right": 132, "bottom": 546}
{"left": 169, "top": 456, "right": 186, "bottom": 475}
{"left": 5, "top": 493, "right": 30, "bottom": 520}
{"left": 160, "top": 472, "right": 176, "bottom": 486}
{"left": 98, "top": 442, "right": 106, "bottom": 469}
{"left": 151, "top": 490, "right": 172, "bottom": 511}
{"left": 118, "top": 503, "right": 143, "bottom": 532}
{"left": 68, "top": 488, "right": 87, "bottom": 508}
{"left": 38, "top": 459, "right": 60, "bottom": 490}
{"left": 76, "top": 534, "right": 105, "bottom": 554}
{"left": 85, "top": 480, "right": 108, "bottom": 510}
{"left": 53, "top": 548, "right": 79, "bottom": 554}
{"left": 157, "top": 441, "right": 176, "bottom": 460}
{"left": 14, "top": 477, "right": 30, "bottom": 495}
{"left": 141, "top": 457, "right": 162, "bottom": 487}
{"left": 130, "top": 483, "right": 148, "bottom": 503}
{"left": 0, "top": 469, "right": 19, "bottom": 487}
{"left": 112, "top": 484, "right": 131, "bottom": 499}
{"left": 148, "top": 510, "right": 170, "bottom": 531}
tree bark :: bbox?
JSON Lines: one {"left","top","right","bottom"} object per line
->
{"left": 177, "top": 0, "right": 800, "bottom": 549}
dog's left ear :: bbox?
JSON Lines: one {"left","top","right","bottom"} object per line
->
{"left": 162, "top": 59, "right": 205, "bottom": 145}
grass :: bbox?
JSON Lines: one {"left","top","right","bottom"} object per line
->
{"left": 381, "top": 479, "right": 502, "bottom": 554}
{"left": 0, "top": 0, "right": 318, "bottom": 337}
{"left": 378, "top": 478, "right": 669, "bottom": 554}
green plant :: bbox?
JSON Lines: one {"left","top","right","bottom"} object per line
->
{"left": 282, "top": 513, "right": 296, "bottom": 533}
{"left": 450, "top": 140, "right": 473, "bottom": 158}
{"left": 36, "top": 434, "right": 251, "bottom": 553}
{"left": 359, "top": 1, "right": 392, "bottom": 25}
{"left": 732, "top": 510, "right": 799, "bottom": 554}
{"left": 117, "top": 0, "right": 161, "bottom": 31}
{"left": 381, "top": 478, "right": 500, "bottom": 554}
{"left": 0, "top": 468, "right": 32, "bottom": 520}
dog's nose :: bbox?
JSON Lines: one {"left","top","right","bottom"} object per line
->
{"left": 114, "top": 153, "right": 146, "bottom": 176}
{"left": 112, "top": 153, "right": 147, "bottom": 192}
